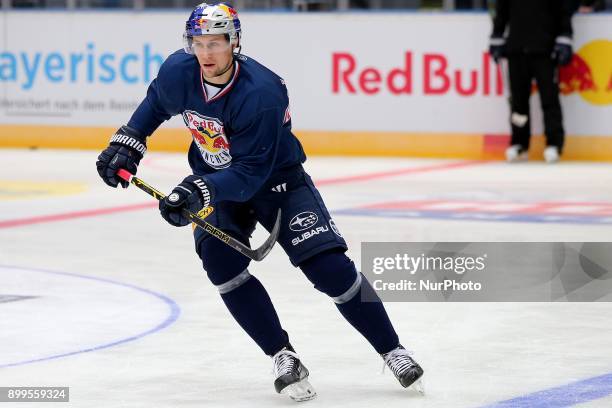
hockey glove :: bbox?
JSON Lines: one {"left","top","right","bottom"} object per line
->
{"left": 96, "top": 125, "right": 147, "bottom": 188}
{"left": 159, "top": 175, "right": 213, "bottom": 227}
{"left": 489, "top": 37, "right": 506, "bottom": 64}
{"left": 552, "top": 37, "right": 573, "bottom": 66}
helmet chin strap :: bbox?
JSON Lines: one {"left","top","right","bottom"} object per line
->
{"left": 214, "top": 57, "right": 235, "bottom": 78}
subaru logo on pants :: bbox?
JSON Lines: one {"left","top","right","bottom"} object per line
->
{"left": 289, "top": 211, "right": 318, "bottom": 231}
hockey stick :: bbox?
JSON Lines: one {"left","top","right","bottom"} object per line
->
{"left": 116, "top": 169, "right": 281, "bottom": 262}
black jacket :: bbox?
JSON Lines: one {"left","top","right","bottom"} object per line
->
{"left": 491, "top": 0, "right": 574, "bottom": 54}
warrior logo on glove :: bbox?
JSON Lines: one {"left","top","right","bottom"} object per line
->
{"left": 96, "top": 125, "right": 147, "bottom": 188}
{"left": 159, "top": 175, "right": 215, "bottom": 227}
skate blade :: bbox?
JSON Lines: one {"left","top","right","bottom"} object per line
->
{"left": 281, "top": 378, "right": 317, "bottom": 402}
{"left": 409, "top": 378, "right": 425, "bottom": 396}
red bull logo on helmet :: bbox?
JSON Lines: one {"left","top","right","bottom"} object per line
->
{"left": 559, "top": 39, "right": 612, "bottom": 106}
{"left": 194, "top": 18, "right": 211, "bottom": 31}
{"left": 218, "top": 3, "right": 238, "bottom": 17}
{"left": 182, "top": 110, "right": 232, "bottom": 169}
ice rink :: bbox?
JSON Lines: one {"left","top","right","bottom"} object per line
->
{"left": 1, "top": 148, "right": 612, "bottom": 408}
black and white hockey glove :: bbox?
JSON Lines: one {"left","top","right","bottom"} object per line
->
{"left": 489, "top": 37, "right": 506, "bottom": 64}
{"left": 552, "top": 36, "right": 573, "bottom": 66}
{"left": 96, "top": 125, "right": 147, "bottom": 188}
{"left": 159, "top": 175, "right": 213, "bottom": 227}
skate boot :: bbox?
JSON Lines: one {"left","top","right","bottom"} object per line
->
{"left": 382, "top": 345, "right": 425, "bottom": 394}
{"left": 272, "top": 343, "right": 316, "bottom": 402}
{"left": 505, "top": 145, "right": 528, "bottom": 162}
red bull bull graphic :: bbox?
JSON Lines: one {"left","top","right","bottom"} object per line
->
{"left": 559, "top": 54, "right": 597, "bottom": 94}
{"left": 559, "top": 39, "right": 612, "bottom": 106}
{"left": 182, "top": 110, "right": 232, "bottom": 169}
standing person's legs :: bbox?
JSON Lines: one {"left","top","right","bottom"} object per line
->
{"left": 508, "top": 54, "right": 534, "bottom": 150}
{"left": 532, "top": 55, "right": 565, "bottom": 153}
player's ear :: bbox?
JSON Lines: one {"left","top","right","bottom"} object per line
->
{"left": 232, "top": 34, "right": 240, "bottom": 52}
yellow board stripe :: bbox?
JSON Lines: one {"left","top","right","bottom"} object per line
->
{"left": 1, "top": 125, "right": 611, "bottom": 161}
{"left": 296, "top": 131, "right": 483, "bottom": 158}
{"left": 0, "top": 126, "right": 191, "bottom": 152}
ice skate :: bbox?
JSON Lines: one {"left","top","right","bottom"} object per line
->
{"left": 543, "top": 146, "right": 560, "bottom": 163}
{"left": 272, "top": 344, "right": 316, "bottom": 402}
{"left": 382, "top": 345, "right": 425, "bottom": 394}
{"left": 505, "top": 145, "right": 528, "bottom": 163}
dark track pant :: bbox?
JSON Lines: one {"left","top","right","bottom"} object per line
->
{"left": 507, "top": 54, "right": 565, "bottom": 152}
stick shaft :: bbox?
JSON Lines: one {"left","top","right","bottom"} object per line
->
{"left": 115, "top": 168, "right": 278, "bottom": 261}
{"left": 128, "top": 175, "right": 234, "bottom": 242}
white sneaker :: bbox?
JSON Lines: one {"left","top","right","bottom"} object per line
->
{"left": 543, "top": 146, "right": 560, "bottom": 163}
{"left": 505, "top": 145, "right": 528, "bottom": 162}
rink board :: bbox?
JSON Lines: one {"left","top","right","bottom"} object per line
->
{"left": 1, "top": 125, "right": 611, "bottom": 161}
{"left": 1, "top": 12, "right": 611, "bottom": 159}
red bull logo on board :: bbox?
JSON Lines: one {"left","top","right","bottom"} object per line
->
{"left": 559, "top": 39, "right": 612, "bottom": 106}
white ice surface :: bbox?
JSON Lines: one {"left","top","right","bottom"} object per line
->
{"left": 1, "top": 149, "right": 611, "bottom": 407}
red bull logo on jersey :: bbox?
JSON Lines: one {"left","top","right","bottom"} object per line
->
{"left": 182, "top": 110, "right": 232, "bottom": 169}
{"left": 558, "top": 39, "right": 612, "bottom": 106}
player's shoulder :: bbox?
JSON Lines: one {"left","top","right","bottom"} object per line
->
{"left": 236, "top": 54, "right": 279, "bottom": 80}
{"left": 234, "top": 54, "right": 288, "bottom": 109}
{"left": 158, "top": 49, "right": 199, "bottom": 80}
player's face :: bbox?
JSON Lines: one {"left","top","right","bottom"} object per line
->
{"left": 192, "top": 35, "right": 234, "bottom": 82}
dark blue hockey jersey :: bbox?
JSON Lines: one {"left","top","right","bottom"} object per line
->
{"left": 127, "top": 50, "right": 306, "bottom": 203}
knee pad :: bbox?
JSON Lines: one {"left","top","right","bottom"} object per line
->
{"left": 197, "top": 237, "right": 251, "bottom": 293}
{"left": 299, "top": 249, "right": 361, "bottom": 303}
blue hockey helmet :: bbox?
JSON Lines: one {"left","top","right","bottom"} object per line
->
{"left": 183, "top": 2, "right": 242, "bottom": 55}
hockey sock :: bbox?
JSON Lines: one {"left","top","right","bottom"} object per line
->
{"left": 198, "top": 236, "right": 289, "bottom": 356}
{"left": 299, "top": 249, "right": 399, "bottom": 354}
{"left": 220, "top": 274, "right": 290, "bottom": 356}
{"left": 335, "top": 278, "right": 399, "bottom": 354}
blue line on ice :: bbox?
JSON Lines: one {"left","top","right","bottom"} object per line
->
{"left": 481, "top": 372, "right": 612, "bottom": 407}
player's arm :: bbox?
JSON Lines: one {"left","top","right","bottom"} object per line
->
{"left": 127, "top": 71, "right": 184, "bottom": 136}
{"left": 159, "top": 105, "right": 284, "bottom": 227}
{"left": 491, "top": 0, "right": 508, "bottom": 37}
{"left": 552, "top": 0, "right": 574, "bottom": 66}
{"left": 489, "top": 0, "right": 508, "bottom": 64}
{"left": 96, "top": 56, "right": 185, "bottom": 188}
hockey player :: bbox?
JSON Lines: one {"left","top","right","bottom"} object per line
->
{"left": 96, "top": 2, "right": 423, "bottom": 401}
